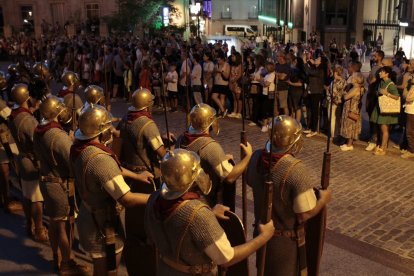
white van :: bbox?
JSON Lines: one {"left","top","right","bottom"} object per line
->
{"left": 224, "top": 25, "right": 256, "bottom": 37}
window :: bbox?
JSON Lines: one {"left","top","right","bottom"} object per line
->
{"left": 21, "top": 6, "right": 34, "bottom": 34}
{"left": 86, "top": 3, "right": 99, "bottom": 20}
{"left": 325, "top": 0, "right": 349, "bottom": 26}
{"left": 221, "top": 4, "right": 231, "bottom": 19}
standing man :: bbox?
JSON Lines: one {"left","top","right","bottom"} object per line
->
{"left": 145, "top": 148, "right": 275, "bottom": 275}
{"left": 9, "top": 84, "right": 48, "bottom": 242}
{"left": 247, "top": 115, "right": 331, "bottom": 275}
{"left": 33, "top": 96, "right": 89, "bottom": 274}
{"left": 117, "top": 88, "right": 168, "bottom": 276}
{"left": 275, "top": 52, "right": 291, "bottom": 116}
{"left": 70, "top": 105, "right": 153, "bottom": 275}
{"left": 176, "top": 103, "right": 252, "bottom": 208}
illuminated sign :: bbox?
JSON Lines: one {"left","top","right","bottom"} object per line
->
{"left": 163, "top": 7, "right": 169, "bottom": 26}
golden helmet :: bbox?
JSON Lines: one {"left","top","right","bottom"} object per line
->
{"left": 61, "top": 71, "right": 80, "bottom": 89}
{"left": 39, "top": 95, "right": 71, "bottom": 124}
{"left": 75, "top": 105, "right": 112, "bottom": 140}
{"left": 84, "top": 85, "right": 105, "bottom": 105}
{"left": 32, "top": 62, "right": 51, "bottom": 81}
{"left": 0, "top": 71, "right": 7, "bottom": 90}
{"left": 130, "top": 87, "right": 154, "bottom": 111}
{"left": 268, "top": 115, "right": 303, "bottom": 154}
{"left": 8, "top": 64, "right": 18, "bottom": 75}
{"left": 11, "top": 83, "right": 30, "bottom": 105}
{"left": 189, "top": 103, "right": 219, "bottom": 135}
{"left": 160, "top": 149, "right": 211, "bottom": 200}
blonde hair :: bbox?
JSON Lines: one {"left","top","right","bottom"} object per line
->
{"left": 353, "top": 72, "right": 365, "bottom": 86}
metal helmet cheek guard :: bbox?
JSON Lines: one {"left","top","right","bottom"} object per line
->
{"left": 189, "top": 103, "right": 220, "bottom": 135}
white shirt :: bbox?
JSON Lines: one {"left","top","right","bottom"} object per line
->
{"left": 166, "top": 71, "right": 178, "bottom": 92}
{"left": 191, "top": 63, "right": 202, "bottom": 86}
{"left": 179, "top": 59, "right": 192, "bottom": 86}
{"left": 262, "top": 72, "right": 275, "bottom": 95}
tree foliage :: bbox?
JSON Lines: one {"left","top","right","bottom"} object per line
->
{"left": 105, "top": 0, "right": 178, "bottom": 33}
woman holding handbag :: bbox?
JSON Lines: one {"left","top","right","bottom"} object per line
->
{"left": 340, "top": 73, "right": 365, "bottom": 151}
{"left": 370, "top": 66, "right": 400, "bottom": 155}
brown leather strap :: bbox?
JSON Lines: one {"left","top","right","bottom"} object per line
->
{"left": 159, "top": 254, "right": 216, "bottom": 274}
{"left": 274, "top": 229, "right": 297, "bottom": 239}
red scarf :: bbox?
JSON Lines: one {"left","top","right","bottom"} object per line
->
{"left": 126, "top": 110, "right": 153, "bottom": 123}
{"left": 70, "top": 140, "right": 121, "bottom": 167}
{"left": 260, "top": 150, "right": 288, "bottom": 170}
{"left": 34, "top": 121, "right": 62, "bottom": 136}
{"left": 182, "top": 131, "right": 210, "bottom": 145}
{"left": 10, "top": 106, "right": 32, "bottom": 121}
{"left": 58, "top": 89, "right": 73, "bottom": 98}
{"left": 154, "top": 192, "right": 200, "bottom": 220}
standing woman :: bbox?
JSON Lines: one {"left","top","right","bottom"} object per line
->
{"left": 228, "top": 52, "right": 243, "bottom": 118}
{"left": 340, "top": 73, "right": 365, "bottom": 151}
{"left": 202, "top": 52, "right": 214, "bottom": 103}
{"left": 211, "top": 51, "right": 230, "bottom": 115}
{"left": 191, "top": 53, "right": 203, "bottom": 104}
{"left": 260, "top": 61, "right": 276, "bottom": 132}
{"left": 370, "top": 66, "right": 400, "bottom": 155}
{"left": 248, "top": 55, "right": 264, "bottom": 126}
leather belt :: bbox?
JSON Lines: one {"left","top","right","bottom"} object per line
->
{"left": 274, "top": 229, "right": 297, "bottom": 239}
{"left": 159, "top": 254, "right": 216, "bottom": 274}
{"left": 40, "top": 175, "right": 73, "bottom": 184}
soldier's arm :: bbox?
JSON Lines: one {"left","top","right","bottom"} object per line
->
{"left": 120, "top": 167, "right": 153, "bottom": 184}
{"left": 296, "top": 189, "right": 331, "bottom": 224}
{"left": 224, "top": 142, "right": 252, "bottom": 184}
{"left": 118, "top": 191, "right": 149, "bottom": 207}
{"left": 221, "top": 220, "right": 275, "bottom": 268}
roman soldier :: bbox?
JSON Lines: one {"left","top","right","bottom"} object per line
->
{"left": 176, "top": 103, "right": 252, "bottom": 208}
{"left": 8, "top": 83, "right": 48, "bottom": 242}
{"left": 0, "top": 73, "right": 20, "bottom": 213}
{"left": 70, "top": 105, "right": 153, "bottom": 275}
{"left": 145, "top": 148, "right": 275, "bottom": 275}
{"left": 81, "top": 85, "right": 106, "bottom": 112}
{"left": 246, "top": 115, "right": 331, "bottom": 275}
{"left": 117, "top": 87, "right": 168, "bottom": 276}
{"left": 33, "top": 96, "right": 89, "bottom": 275}
{"left": 59, "top": 71, "right": 83, "bottom": 130}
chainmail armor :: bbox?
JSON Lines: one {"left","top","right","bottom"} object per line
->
{"left": 145, "top": 191, "right": 224, "bottom": 276}
{"left": 247, "top": 150, "right": 316, "bottom": 275}
{"left": 9, "top": 111, "right": 39, "bottom": 180}
{"left": 118, "top": 116, "right": 161, "bottom": 173}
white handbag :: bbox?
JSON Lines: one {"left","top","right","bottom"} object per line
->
{"left": 378, "top": 82, "right": 401, "bottom": 114}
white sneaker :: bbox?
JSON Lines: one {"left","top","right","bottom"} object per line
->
{"left": 401, "top": 151, "right": 414, "bottom": 159}
{"left": 228, "top": 112, "right": 237, "bottom": 118}
{"left": 365, "top": 142, "right": 376, "bottom": 151}
{"left": 261, "top": 125, "right": 269, "bottom": 133}
{"left": 235, "top": 113, "right": 242, "bottom": 119}
{"left": 303, "top": 129, "right": 312, "bottom": 134}
{"left": 340, "top": 145, "right": 354, "bottom": 151}
{"left": 306, "top": 132, "right": 317, "bottom": 138}
{"left": 248, "top": 122, "right": 257, "bottom": 126}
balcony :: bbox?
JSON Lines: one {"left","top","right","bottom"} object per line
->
{"left": 221, "top": 11, "right": 232, "bottom": 19}
{"left": 248, "top": 11, "right": 258, "bottom": 19}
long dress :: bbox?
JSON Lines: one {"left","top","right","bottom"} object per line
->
{"left": 340, "top": 88, "right": 363, "bottom": 139}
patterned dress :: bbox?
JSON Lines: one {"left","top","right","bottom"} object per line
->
{"left": 341, "top": 87, "right": 364, "bottom": 139}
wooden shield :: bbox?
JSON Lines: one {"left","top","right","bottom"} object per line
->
{"left": 305, "top": 207, "right": 327, "bottom": 276}
{"left": 218, "top": 211, "right": 249, "bottom": 276}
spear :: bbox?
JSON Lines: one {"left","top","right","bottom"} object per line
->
{"left": 240, "top": 51, "right": 248, "bottom": 235}
{"left": 257, "top": 74, "right": 278, "bottom": 276}
{"left": 160, "top": 60, "right": 171, "bottom": 150}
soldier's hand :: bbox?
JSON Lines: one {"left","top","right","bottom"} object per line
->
{"left": 212, "top": 204, "right": 230, "bottom": 220}
{"left": 258, "top": 219, "right": 275, "bottom": 239}
{"left": 240, "top": 142, "right": 253, "bottom": 157}
{"left": 137, "top": 171, "right": 154, "bottom": 184}
{"left": 69, "top": 130, "right": 75, "bottom": 141}
{"left": 318, "top": 188, "right": 332, "bottom": 204}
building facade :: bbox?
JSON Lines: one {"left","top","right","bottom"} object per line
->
{"left": 209, "top": 0, "right": 260, "bottom": 35}
{"left": 0, "top": 0, "right": 118, "bottom": 38}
